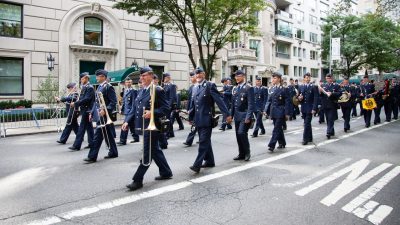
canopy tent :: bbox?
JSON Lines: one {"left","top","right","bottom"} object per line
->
{"left": 89, "top": 67, "right": 140, "bottom": 85}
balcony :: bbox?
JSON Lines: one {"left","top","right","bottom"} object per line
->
{"left": 228, "top": 48, "right": 257, "bottom": 61}
{"left": 276, "top": 9, "right": 293, "bottom": 22}
{"left": 276, "top": 52, "right": 290, "bottom": 59}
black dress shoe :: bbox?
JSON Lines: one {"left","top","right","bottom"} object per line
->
{"left": 219, "top": 127, "right": 225, "bottom": 131}
{"left": 130, "top": 140, "right": 139, "bottom": 143}
{"left": 326, "top": 134, "right": 331, "bottom": 139}
{"left": 244, "top": 154, "right": 251, "bottom": 161}
{"left": 233, "top": 155, "right": 245, "bottom": 160}
{"left": 68, "top": 146, "right": 80, "bottom": 151}
{"left": 160, "top": 145, "right": 168, "bottom": 150}
{"left": 178, "top": 127, "right": 184, "bottom": 130}
{"left": 302, "top": 141, "right": 308, "bottom": 145}
{"left": 154, "top": 175, "right": 172, "bottom": 180}
{"left": 260, "top": 131, "right": 266, "bottom": 135}
{"left": 268, "top": 147, "right": 274, "bottom": 152}
{"left": 126, "top": 182, "right": 143, "bottom": 191}
{"left": 104, "top": 155, "right": 118, "bottom": 159}
{"left": 227, "top": 127, "right": 232, "bottom": 130}
{"left": 83, "top": 158, "right": 96, "bottom": 163}
{"left": 117, "top": 142, "right": 126, "bottom": 146}
{"left": 200, "top": 163, "right": 215, "bottom": 168}
{"left": 344, "top": 128, "right": 348, "bottom": 133}
{"left": 57, "top": 140, "right": 66, "bottom": 144}
{"left": 189, "top": 166, "right": 200, "bottom": 173}
{"left": 277, "top": 144, "right": 285, "bottom": 149}
{"left": 251, "top": 134, "right": 258, "bottom": 138}
{"left": 183, "top": 142, "right": 192, "bottom": 146}
{"left": 83, "top": 145, "right": 90, "bottom": 149}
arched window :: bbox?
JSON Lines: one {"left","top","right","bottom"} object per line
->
{"left": 84, "top": 17, "right": 102, "bottom": 46}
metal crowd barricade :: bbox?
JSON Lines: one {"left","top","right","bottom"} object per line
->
{"left": 0, "top": 106, "right": 67, "bottom": 137}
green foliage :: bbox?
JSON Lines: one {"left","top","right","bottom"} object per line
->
{"left": 180, "top": 88, "right": 189, "bottom": 101}
{"left": 0, "top": 100, "right": 33, "bottom": 110}
{"left": 321, "top": 14, "right": 400, "bottom": 79}
{"left": 36, "top": 74, "right": 60, "bottom": 107}
{"left": 114, "top": 0, "right": 268, "bottom": 79}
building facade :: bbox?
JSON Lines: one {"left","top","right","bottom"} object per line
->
{"left": 0, "top": 0, "right": 189, "bottom": 101}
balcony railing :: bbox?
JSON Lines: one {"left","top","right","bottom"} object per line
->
{"left": 276, "top": 52, "right": 290, "bottom": 59}
{"left": 276, "top": 9, "right": 293, "bottom": 19}
{"left": 275, "top": 30, "right": 293, "bottom": 38}
{"left": 228, "top": 48, "right": 257, "bottom": 61}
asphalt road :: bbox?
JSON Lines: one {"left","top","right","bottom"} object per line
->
{"left": 0, "top": 112, "right": 399, "bottom": 225}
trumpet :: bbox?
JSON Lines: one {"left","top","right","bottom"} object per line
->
{"left": 142, "top": 83, "right": 158, "bottom": 166}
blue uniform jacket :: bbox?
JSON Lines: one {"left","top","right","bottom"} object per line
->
{"left": 164, "top": 83, "right": 177, "bottom": 110}
{"left": 61, "top": 92, "right": 79, "bottom": 113}
{"left": 222, "top": 85, "right": 233, "bottom": 109}
{"left": 121, "top": 88, "right": 138, "bottom": 115}
{"left": 254, "top": 86, "right": 268, "bottom": 111}
{"left": 231, "top": 83, "right": 255, "bottom": 121}
{"left": 298, "top": 84, "right": 318, "bottom": 113}
{"left": 189, "top": 81, "right": 230, "bottom": 128}
{"left": 320, "top": 83, "right": 342, "bottom": 110}
{"left": 124, "top": 86, "right": 169, "bottom": 130}
{"left": 187, "top": 85, "right": 194, "bottom": 111}
{"left": 92, "top": 83, "right": 117, "bottom": 122}
{"left": 74, "top": 84, "right": 95, "bottom": 114}
{"left": 264, "top": 86, "right": 291, "bottom": 119}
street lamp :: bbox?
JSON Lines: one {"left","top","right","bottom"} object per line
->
{"left": 47, "top": 53, "right": 55, "bottom": 71}
{"left": 329, "top": 21, "right": 359, "bottom": 76}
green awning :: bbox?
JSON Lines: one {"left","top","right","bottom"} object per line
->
{"left": 89, "top": 67, "right": 139, "bottom": 84}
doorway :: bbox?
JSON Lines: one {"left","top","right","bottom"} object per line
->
{"left": 80, "top": 61, "right": 106, "bottom": 75}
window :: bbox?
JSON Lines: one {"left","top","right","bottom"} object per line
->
{"left": 310, "top": 32, "right": 318, "bottom": 43}
{"left": 253, "top": 11, "right": 260, "bottom": 25}
{"left": 0, "top": 2, "right": 22, "bottom": 38}
{"left": 84, "top": 17, "right": 103, "bottom": 46}
{"left": 294, "top": 66, "right": 298, "bottom": 77}
{"left": 293, "top": 9, "right": 304, "bottom": 22}
{"left": 309, "top": 15, "right": 318, "bottom": 25}
{"left": 279, "top": 64, "right": 289, "bottom": 75}
{"left": 303, "top": 49, "right": 306, "bottom": 58}
{"left": 311, "top": 68, "right": 319, "bottom": 78}
{"left": 0, "top": 57, "right": 23, "bottom": 95}
{"left": 276, "top": 42, "right": 290, "bottom": 58}
{"left": 298, "top": 48, "right": 302, "bottom": 58}
{"left": 303, "top": 67, "right": 307, "bottom": 76}
{"left": 296, "top": 29, "right": 305, "bottom": 39}
{"left": 299, "top": 66, "right": 303, "bottom": 76}
{"left": 310, "top": 50, "right": 317, "bottom": 60}
{"left": 275, "top": 20, "right": 293, "bottom": 38}
{"left": 249, "top": 39, "right": 261, "bottom": 58}
{"left": 149, "top": 25, "right": 164, "bottom": 51}
{"left": 293, "top": 47, "right": 297, "bottom": 57}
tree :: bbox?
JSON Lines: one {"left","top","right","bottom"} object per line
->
{"left": 321, "top": 15, "right": 365, "bottom": 78}
{"left": 360, "top": 14, "right": 400, "bottom": 81}
{"left": 114, "top": 0, "right": 267, "bottom": 79}
{"left": 36, "top": 74, "right": 60, "bottom": 107}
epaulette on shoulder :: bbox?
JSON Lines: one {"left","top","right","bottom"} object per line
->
{"left": 156, "top": 85, "right": 164, "bottom": 91}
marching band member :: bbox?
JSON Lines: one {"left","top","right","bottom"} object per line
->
{"left": 339, "top": 78, "right": 356, "bottom": 132}
{"left": 163, "top": 72, "right": 178, "bottom": 138}
{"left": 183, "top": 72, "right": 198, "bottom": 146}
{"left": 390, "top": 78, "right": 399, "bottom": 120}
{"left": 359, "top": 75, "right": 375, "bottom": 128}
{"left": 319, "top": 74, "right": 342, "bottom": 139}
{"left": 264, "top": 72, "right": 290, "bottom": 152}
{"left": 231, "top": 70, "right": 255, "bottom": 161}
{"left": 56, "top": 82, "right": 79, "bottom": 144}
{"left": 69, "top": 73, "right": 95, "bottom": 151}
{"left": 84, "top": 69, "right": 118, "bottom": 163}
{"left": 288, "top": 78, "right": 297, "bottom": 120}
{"left": 251, "top": 76, "right": 268, "bottom": 138}
{"left": 297, "top": 73, "right": 318, "bottom": 145}
{"left": 117, "top": 78, "right": 139, "bottom": 146}
{"left": 188, "top": 67, "right": 232, "bottom": 173}
{"left": 123, "top": 66, "right": 173, "bottom": 191}
{"left": 220, "top": 77, "right": 233, "bottom": 131}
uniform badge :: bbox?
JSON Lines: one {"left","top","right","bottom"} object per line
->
{"left": 279, "top": 96, "right": 282, "bottom": 100}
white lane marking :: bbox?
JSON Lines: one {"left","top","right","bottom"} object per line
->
{"left": 0, "top": 167, "right": 57, "bottom": 199}
{"left": 272, "top": 158, "right": 352, "bottom": 187}
{"left": 320, "top": 162, "right": 392, "bottom": 207}
{"left": 367, "top": 205, "right": 393, "bottom": 225}
{"left": 26, "top": 121, "right": 395, "bottom": 225}
{"left": 342, "top": 166, "right": 400, "bottom": 224}
{"left": 295, "top": 159, "right": 392, "bottom": 206}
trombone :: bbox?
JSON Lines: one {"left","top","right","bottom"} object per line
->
{"left": 95, "top": 91, "right": 114, "bottom": 150}
{"left": 66, "top": 87, "right": 81, "bottom": 125}
{"left": 141, "top": 83, "right": 159, "bottom": 166}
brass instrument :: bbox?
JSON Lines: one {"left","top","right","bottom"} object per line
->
{"left": 66, "top": 87, "right": 81, "bottom": 125}
{"left": 292, "top": 86, "right": 300, "bottom": 106}
{"left": 338, "top": 91, "right": 350, "bottom": 103}
{"left": 382, "top": 80, "right": 390, "bottom": 100}
{"left": 95, "top": 91, "right": 113, "bottom": 150}
{"left": 142, "top": 83, "right": 158, "bottom": 166}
